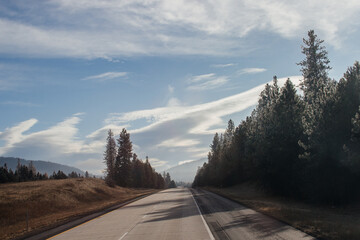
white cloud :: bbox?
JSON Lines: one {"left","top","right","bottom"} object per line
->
{"left": 148, "top": 157, "right": 168, "bottom": 168}
{"left": 188, "top": 73, "right": 216, "bottom": 83}
{"left": 212, "top": 63, "right": 236, "bottom": 68}
{"left": 108, "top": 76, "right": 301, "bottom": 134}
{"left": 0, "top": 114, "right": 105, "bottom": 169}
{"left": 187, "top": 73, "right": 229, "bottom": 91}
{"left": 178, "top": 160, "right": 195, "bottom": 165}
{"left": 167, "top": 97, "right": 181, "bottom": 107}
{"left": 238, "top": 68, "right": 267, "bottom": 75}
{"left": 0, "top": 1, "right": 358, "bottom": 58}
{"left": 105, "top": 76, "right": 302, "bottom": 171}
{"left": 83, "top": 72, "right": 127, "bottom": 81}
{"left": 188, "top": 76, "right": 229, "bottom": 91}
{"left": 0, "top": 119, "right": 38, "bottom": 148}
{"left": 0, "top": 76, "right": 303, "bottom": 172}
{"left": 157, "top": 138, "right": 200, "bottom": 148}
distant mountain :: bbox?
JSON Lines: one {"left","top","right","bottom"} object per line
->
{"left": 0, "top": 157, "right": 85, "bottom": 176}
{"left": 166, "top": 158, "right": 207, "bottom": 183}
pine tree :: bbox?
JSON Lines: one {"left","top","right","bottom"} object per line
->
{"left": 144, "top": 156, "right": 154, "bottom": 188}
{"left": 115, "top": 128, "right": 133, "bottom": 187}
{"left": 298, "top": 30, "right": 331, "bottom": 104}
{"left": 104, "top": 129, "right": 117, "bottom": 186}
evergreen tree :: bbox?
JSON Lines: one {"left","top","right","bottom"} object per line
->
{"left": 298, "top": 29, "right": 331, "bottom": 104}
{"left": 131, "top": 153, "right": 145, "bottom": 188}
{"left": 104, "top": 129, "right": 117, "bottom": 186}
{"left": 144, "top": 156, "right": 154, "bottom": 188}
{"left": 115, "top": 128, "right": 133, "bottom": 187}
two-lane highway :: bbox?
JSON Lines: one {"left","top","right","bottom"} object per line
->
{"left": 47, "top": 188, "right": 314, "bottom": 240}
{"left": 49, "top": 188, "right": 214, "bottom": 240}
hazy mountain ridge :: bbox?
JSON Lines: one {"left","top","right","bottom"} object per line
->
{"left": 0, "top": 157, "right": 85, "bottom": 176}
{"left": 166, "top": 158, "right": 207, "bottom": 183}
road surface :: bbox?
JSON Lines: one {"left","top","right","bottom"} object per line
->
{"left": 192, "top": 188, "right": 315, "bottom": 240}
{"left": 49, "top": 188, "right": 213, "bottom": 240}
{"left": 48, "top": 188, "right": 314, "bottom": 240}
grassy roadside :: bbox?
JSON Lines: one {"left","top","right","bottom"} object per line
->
{"left": 204, "top": 184, "right": 360, "bottom": 240}
{"left": 0, "top": 178, "right": 158, "bottom": 240}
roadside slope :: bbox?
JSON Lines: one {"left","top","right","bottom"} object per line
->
{"left": 0, "top": 178, "right": 157, "bottom": 240}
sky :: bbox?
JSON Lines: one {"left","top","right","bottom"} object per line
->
{"left": 1, "top": 0, "right": 360, "bottom": 175}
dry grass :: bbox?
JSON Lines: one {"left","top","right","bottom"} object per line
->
{"left": 206, "top": 184, "right": 360, "bottom": 240}
{"left": 0, "top": 178, "right": 157, "bottom": 240}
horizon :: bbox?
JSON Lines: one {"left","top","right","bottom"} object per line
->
{"left": 1, "top": 1, "right": 360, "bottom": 175}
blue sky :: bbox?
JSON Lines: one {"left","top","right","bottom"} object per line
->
{"left": 1, "top": 0, "right": 360, "bottom": 175}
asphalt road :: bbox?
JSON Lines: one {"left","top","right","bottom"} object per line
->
{"left": 46, "top": 187, "right": 314, "bottom": 240}
{"left": 191, "top": 188, "right": 315, "bottom": 240}
{"left": 48, "top": 188, "right": 214, "bottom": 240}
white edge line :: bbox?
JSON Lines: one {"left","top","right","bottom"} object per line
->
{"left": 119, "top": 232, "right": 128, "bottom": 240}
{"left": 190, "top": 189, "right": 215, "bottom": 240}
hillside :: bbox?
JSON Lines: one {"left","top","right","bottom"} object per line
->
{"left": 0, "top": 178, "right": 157, "bottom": 240}
{"left": 166, "top": 158, "right": 207, "bottom": 183}
{"left": 0, "top": 157, "right": 85, "bottom": 176}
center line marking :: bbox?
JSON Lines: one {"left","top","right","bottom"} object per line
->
{"left": 119, "top": 232, "right": 128, "bottom": 240}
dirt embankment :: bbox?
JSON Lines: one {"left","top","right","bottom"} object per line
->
{"left": 0, "top": 178, "right": 157, "bottom": 240}
{"left": 206, "top": 184, "right": 360, "bottom": 240}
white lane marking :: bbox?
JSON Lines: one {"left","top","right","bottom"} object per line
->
{"left": 142, "top": 215, "right": 147, "bottom": 218}
{"left": 190, "top": 189, "right": 215, "bottom": 240}
{"left": 119, "top": 232, "right": 128, "bottom": 240}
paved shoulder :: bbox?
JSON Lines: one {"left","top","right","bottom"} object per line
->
{"left": 191, "top": 188, "right": 315, "bottom": 240}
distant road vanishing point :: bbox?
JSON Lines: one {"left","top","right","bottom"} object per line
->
{"left": 43, "top": 188, "right": 314, "bottom": 240}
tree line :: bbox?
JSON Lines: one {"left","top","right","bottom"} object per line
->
{"left": 193, "top": 30, "right": 360, "bottom": 204}
{"left": 0, "top": 159, "right": 86, "bottom": 183}
{"left": 104, "top": 128, "right": 175, "bottom": 189}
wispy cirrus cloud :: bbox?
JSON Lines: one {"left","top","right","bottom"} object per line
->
{"left": 157, "top": 138, "right": 200, "bottom": 148}
{"left": 238, "top": 68, "right": 267, "bottom": 75}
{"left": 82, "top": 72, "right": 128, "bottom": 81}
{"left": 187, "top": 73, "right": 229, "bottom": 91}
{"left": 211, "top": 63, "right": 236, "bottom": 68}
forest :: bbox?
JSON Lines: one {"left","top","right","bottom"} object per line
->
{"left": 104, "top": 128, "right": 175, "bottom": 189}
{"left": 193, "top": 30, "right": 360, "bottom": 204}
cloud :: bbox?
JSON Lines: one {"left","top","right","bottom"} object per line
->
{"left": 0, "top": 114, "right": 105, "bottom": 169}
{"left": 157, "top": 138, "right": 200, "bottom": 148}
{"left": 103, "top": 76, "right": 302, "bottom": 170}
{"left": 74, "top": 158, "right": 105, "bottom": 175}
{"left": 0, "top": 1, "right": 358, "bottom": 58}
{"left": 178, "top": 160, "right": 195, "bottom": 165}
{"left": 167, "top": 97, "right": 181, "bottom": 107}
{"left": 0, "top": 76, "right": 303, "bottom": 172}
{"left": 82, "top": 72, "right": 128, "bottom": 81}
{"left": 238, "top": 68, "right": 267, "bottom": 75}
{"left": 148, "top": 157, "right": 168, "bottom": 168}
{"left": 188, "top": 73, "right": 216, "bottom": 83}
{"left": 187, "top": 73, "right": 229, "bottom": 91}
{"left": 211, "top": 63, "right": 236, "bottom": 68}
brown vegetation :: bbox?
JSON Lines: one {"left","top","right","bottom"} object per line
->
{"left": 0, "top": 178, "right": 157, "bottom": 240}
{"left": 206, "top": 184, "right": 360, "bottom": 240}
